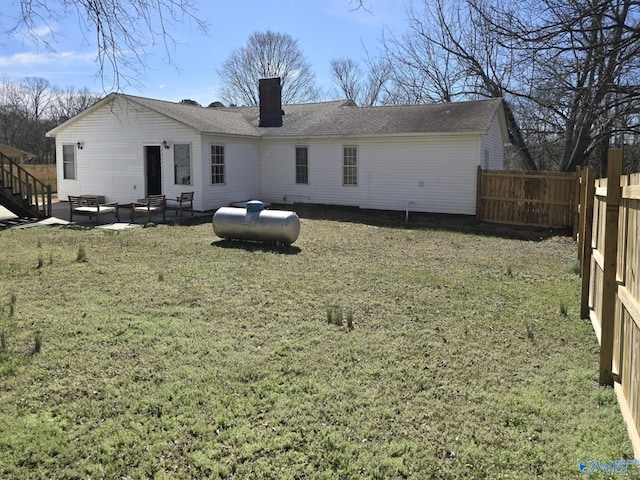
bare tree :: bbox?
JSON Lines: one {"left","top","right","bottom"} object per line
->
{"left": 0, "top": 77, "right": 99, "bottom": 162}
{"left": 330, "top": 58, "right": 362, "bottom": 103}
{"left": 474, "top": 0, "right": 640, "bottom": 173}
{"left": 0, "top": 78, "right": 28, "bottom": 149}
{"left": 217, "top": 31, "right": 319, "bottom": 106}
{"left": 381, "top": 4, "right": 466, "bottom": 104}
{"left": 49, "top": 86, "right": 100, "bottom": 123}
{"left": 8, "top": 0, "right": 208, "bottom": 91}
{"left": 22, "top": 77, "right": 52, "bottom": 122}
{"left": 345, "top": 0, "right": 370, "bottom": 10}
{"left": 382, "top": 0, "right": 537, "bottom": 170}
{"left": 329, "top": 55, "right": 392, "bottom": 106}
{"left": 385, "top": 0, "right": 640, "bottom": 172}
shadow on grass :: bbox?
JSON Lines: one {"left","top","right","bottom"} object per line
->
{"left": 281, "top": 203, "right": 573, "bottom": 242}
{"left": 211, "top": 238, "right": 302, "bottom": 255}
{"left": 120, "top": 206, "right": 571, "bottom": 242}
{"left": 7, "top": 204, "right": 572, "bottom": 242}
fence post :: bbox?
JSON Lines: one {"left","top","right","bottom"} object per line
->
{"left": 476, "top": 166, "right": 483, "bottom": 221}
{"left": 574, "top": 167, "right": 582, "bottom": 240}
{"left": 46, "top": 184, "right": 52, "bottom": 217}
{"left": 600, "top": 149, "right": 622, "bottom": 386}
{"left": 9, "top": 158, "right": 15, "bottom": 190}
{"left": 580, "top": 167, "right": 595, "bottom": 318}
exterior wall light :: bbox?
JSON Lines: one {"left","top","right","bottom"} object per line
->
{"left": 76, "top": 141, "right": 83, "bottom": 150}
{"left": 162, "top": 140, "right": 170, "bottom": 149}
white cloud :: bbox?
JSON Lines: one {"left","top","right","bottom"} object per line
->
{"left": 31, "top": 24, "right": 55, "bottom": 39}
{"left": 0, "top": 50, "right": 94, "bottom": 68}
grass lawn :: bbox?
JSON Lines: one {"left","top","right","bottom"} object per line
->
{"left": 0, "top": 209, "right": 635, "bottom": 479}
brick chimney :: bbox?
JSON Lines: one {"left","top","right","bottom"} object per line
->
{"left": 259, "top": 77, "right": 283, "bottom": 127}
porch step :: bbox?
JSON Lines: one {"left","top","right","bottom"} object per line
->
{"left": 0, "top": 216, "right": 40, "bottom": 230}
{"left": 0, "top": 153, "right": 52, "bottom": 219}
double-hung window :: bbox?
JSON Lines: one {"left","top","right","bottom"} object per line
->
{"left": 343, "top": 146, "right": 358, "bottom": 185}
{"left": 295, "top": 146, "right": 309, "bottom": 184}
{"left": 174, "top": 143, "right": 191, "bottom": 185}
{"left": 210, "top": 145, "right": 225, "bottom": 185}
{"left": 62, "top": 144, "right": 76, "bottom": 180}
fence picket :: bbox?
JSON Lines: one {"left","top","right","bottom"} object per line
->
{"left": 476, "top": 169, "right": 577, "bottom": 227}
{"left": 579, "top": 149, "right": 640, "bottom": 456}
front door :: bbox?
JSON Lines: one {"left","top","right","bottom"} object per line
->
{"left": 145, "top": 146, "right": 162, "bottom": 196}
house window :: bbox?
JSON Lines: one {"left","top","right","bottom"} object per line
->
{"left": 62, "top": 144, "right": 76, "bottom": 180}
{"left": 295, "top": 146, "right": 309, "bottom": 184}
{"left": 343, "top": 146, "right": 358, "bottom": 185}
{"left": 210, "top": 145, "right": 225, "bottom": 185}
{"left": 174, "top": 143, "right": 191, "bottom": 185}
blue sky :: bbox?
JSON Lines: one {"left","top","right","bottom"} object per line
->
{"left": 0, "top": 0, "right": 409, "bottom": 106}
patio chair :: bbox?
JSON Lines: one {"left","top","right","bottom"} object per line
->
{"left": 131, "top": 194, "right": 166, "bottom": 223}
{"left": 68, "top": 195, "right": 119, "bottom": 224}
{"left": 166, "top": 191, "right": 194, "bottom": 217}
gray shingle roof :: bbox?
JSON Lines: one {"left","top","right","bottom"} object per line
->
{"left": 125, "top": 95, "right": 261, "bottom": 136}
{"left": 255, "top": 98, "right": 504, "bottom": 137}
{"left": 49, "top": 93, "right": 504, "bottom": 139}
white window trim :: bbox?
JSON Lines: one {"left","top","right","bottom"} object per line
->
{"left": 210, "top": 143, "right": 226, "bottom": 185}
{"left": 342, "top": 145, "right": 358, "bottom": 186}
{"left": 173, "top": 143, "right": 192, "bottom": 185}
{"left": 62, "top": 143, "right": 77, "bottom": 180}
{"left": 295, "top": 145, "right": 309, "bottom": 185}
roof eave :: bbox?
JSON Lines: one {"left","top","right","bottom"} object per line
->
{"left": 495, "top": 101, "right": 511, "bottom": 144}
{"left": 260, "top": 130, "right": 489, "bottom": 140}
{"left": 201, "top": 130, "right": 262, "bottom": 139}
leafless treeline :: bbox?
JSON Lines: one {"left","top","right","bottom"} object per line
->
{"left": 5, "top": 0, "right": 640, "bottom": 173}
{"left": 0, "top": 77, "right": 99, "bottom": 163}
{"left": 330, "top": 0, "right": 640, "bottom": 174}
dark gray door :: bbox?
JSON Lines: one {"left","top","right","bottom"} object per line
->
{"left": 145, "top": 146, "right": 162, "bottom": 196}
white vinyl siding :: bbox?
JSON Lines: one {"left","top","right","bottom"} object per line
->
{"left": 259, "top": 136, "right": 481, "bottom": 215}
{"left": 54, "top": 95, "right": 201, "bottom": 206}
{"left": 480, "top": 114, "right": 506, "bottom": 170}
{"left": 52, "top": 95, "right": 506, "bottom": 214}
{"left": 199, "top": 137, "right": 259, "bottom": 210}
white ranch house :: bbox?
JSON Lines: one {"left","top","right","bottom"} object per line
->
{"left": 47, "top": 80, "right": 509, "bottom": 215}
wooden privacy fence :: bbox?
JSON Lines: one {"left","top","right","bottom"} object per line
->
{"left": 577, "top": 149, "right": 640, "bottom": 455}
{"left": 21, "top": 165, "right": 57, "bottom": 193}
{"left": 4, "top": 164, "right": 57, "bottom": 193}
{"left": 476, "top": 168, "right": 578, "bottom": 228}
